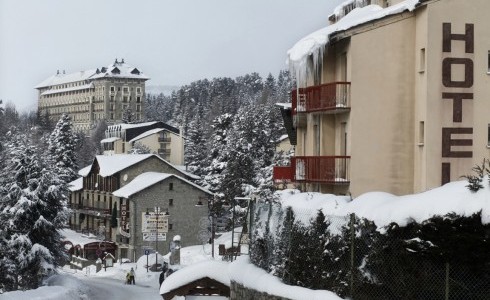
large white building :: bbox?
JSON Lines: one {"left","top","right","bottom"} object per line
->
{"left": 36, "top": 59, "right": 149, "bottom": 132}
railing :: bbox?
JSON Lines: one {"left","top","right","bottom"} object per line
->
{"left": 158, "top": 137, "right": 171, "bottom": 143}
{"left": 273, "top": 166, "right": 295, "bottom": 183}
{"left": 273, "top": 156, "right": 350, "bottom": 184}
{"left": 293, "top": 156, "right": 350, "bottom": 184}
{"left": 68, "top": 203, "right": 111, "bottom": 217}
{"left": 292, "top": 82, "right": 351, "bottom": 114}
{"left": 158, "top": 149, "right": 171, "bottom": 156}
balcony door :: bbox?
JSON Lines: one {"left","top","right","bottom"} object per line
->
{"left": 339, "top": 122, "right": 347, "bottom": 179}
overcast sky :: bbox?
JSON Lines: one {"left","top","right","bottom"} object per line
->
{"left": 0, "top": 0, "right": 342, "bottom": 112}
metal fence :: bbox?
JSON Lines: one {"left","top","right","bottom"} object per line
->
{"left": 250, "top": 202, "right": 490, "bottom": 300}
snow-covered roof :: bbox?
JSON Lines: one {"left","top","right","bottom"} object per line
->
{"left": 278, "top": 178, "right": 490, "bottom": 229}
{"left": 113, "top": 172, "right": 212, "bottom": 198}
{"left": 128, "top": 128, "right": 165, "bottom": 143}
{"left": 40, "top": 83, "right": 94, "bottom": 96}
{"left": 35, "top": 70, "right": 97, "bottom": 89}
{"left": 172, "top": 165, "right": 201, "bottom": 180}
{"left": 68, "top": 177, "right": 83, "bottom": 192}
{"left": 100, "top": 137, "right": 121, "bottom": 143}
{"left": 81, "top": 154, "right": 154, "bottom": 177}
{"left": 107, "top": 121, "right": 158, "bottom": 131}
{"left": 287, "top": 0, "right": 421, "bottom": 84}
{"left": 277, "top": 134, "right": 289, "bottom": 143}
{"left": 275, "top": 102, "right": 292, "bottom": 109}
{"left": 60, "top": 229, "right": 103, "bottom": 247}
{"left": 160, "top": 260, "right": 230, "bottom": 295}
{"left": 78, "top": 165, "right": 92, "bottom": 177}
{"left": 229, "top": 257, "right": 341, "bottom": 300}
{"left": 79, "top": 154, "right": 200, "bottom": 181}
{"left": 35, "top": 60, "right": 149, "bottom": 89}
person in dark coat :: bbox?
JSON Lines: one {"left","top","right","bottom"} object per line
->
{"left": 159, "top": 262, "right": 168, "bottom": 285}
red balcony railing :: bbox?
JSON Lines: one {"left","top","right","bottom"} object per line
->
{"left": 292, "top": 82, "right": 351, "bottom": 115}
{"left": 273, "top": 156, "right": 350, "bottom": 184}
{"left": 293, "top": 156, "right": 350, "bottom": 184}
{"left": 273, "top": 166, "right": 295, "bottom": 183}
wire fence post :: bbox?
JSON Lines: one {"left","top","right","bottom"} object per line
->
{"left": 445, "top": 262, "right": 450, "bottom": 300}
{"left": 350, "top": 213, "right": 355, "bottom": 299}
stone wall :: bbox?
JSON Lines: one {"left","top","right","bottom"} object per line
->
{"left": 230, "top": 281, "right": 292, "bottom": 300}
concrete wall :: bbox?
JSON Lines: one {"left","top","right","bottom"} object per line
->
{"left": 126, "top": 176, "right": 209, "bottom": 259}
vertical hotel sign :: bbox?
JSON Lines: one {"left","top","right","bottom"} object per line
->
{"left": 120, "top": 199, "right": 129, "bottom": 233}
{"left": 441, "top": 23, "right": 474, "bottom": 184}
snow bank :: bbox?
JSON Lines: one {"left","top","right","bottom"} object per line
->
{"left": 60, "top": 229, "right": 103, "bottom": 247}
{"left": 287, "top": 0, "right": 420, "bottom": 86}
{"left": 229, "top": 257, "right": 342, "bottom": 300}
{"left": 278, "top": 179, "right": 490, "bottom": 229}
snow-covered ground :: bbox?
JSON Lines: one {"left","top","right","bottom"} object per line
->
{"left": 5, "top": 178, "right": 486, "bottom": 300}
{"left": 278, "top": 178, "right": 490, "bottom": 230}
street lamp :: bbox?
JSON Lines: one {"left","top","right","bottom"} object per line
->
{"left": 146, "top": 207, "right": 169, "bottom": 271}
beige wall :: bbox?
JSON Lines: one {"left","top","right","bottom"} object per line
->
{"left": 128, "top": 130, "right": 184, "bottom": 165}
{"left": 349, "top": 15, "right": 416, "bottom": 197}
{"left": 422, "top": 0, "right": 490, "bottom": 190}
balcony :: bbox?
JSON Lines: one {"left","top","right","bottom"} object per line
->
{"left": 158, "top": 148, "right": 171, "bottom": 156}
{"left": 292, "top": 82, "right": 351, "bottom": 115}
{"left": 273, "top": 166, "right": 295, "bottom": 183}
{"left": 68, "top": 203, "right": 111, "bottom": 217}
{"left": 273, "top": 156, "right": 350, "bottom": 184}
{"left": 158, "top": 137, "right": 171, "bottom": 143}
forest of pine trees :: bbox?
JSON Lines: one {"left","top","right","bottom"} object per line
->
{"left": 145, "top": 70, "right": 293, "bottom": 204}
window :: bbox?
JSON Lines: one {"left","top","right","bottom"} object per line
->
{"left": 169, "top": 199, "right": 173, "bottom": 206}
{"left": 487, "top": 124, "right": 490, "bottom": 146}
{"left": 419, "top": 48, "right": 426, "bottom": 72}
{"left": 136, "top": 87, "right": 141, "bottom": 94}
{"left": 488, "top": 51, "right": 490, "bottom": 72}
{"left": 123, "top": 96, "right": 128, "bottom": 102}
{"left": 110, "top": 86, "right": 115, "bottom": 92}
{"left": 136, "top": 96, "right": 141, "bottom": 103}
{"left": 118, "top": 87, "right": 121, "bottom": 91}
{"left": 110, "top": 95, "right": 114, "bottom": 102}
{"left": 169, "top": 223, "right": 173, "bottom": 230}
{"left": 169, "top": 183, "right": 173, "bottom": 190}
{"left": 419, "top": 121, "right": 425, "bottom": 145}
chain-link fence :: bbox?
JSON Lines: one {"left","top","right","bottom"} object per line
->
{"left": 249, "top": 201, "right": 490, "bottom": 300}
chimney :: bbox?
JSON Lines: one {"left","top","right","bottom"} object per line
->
{"left": 121, "top": 58, "right": 125, "bottom": 63}
{"left": 57, "top": 70, "right": 60, "bottom": 75}
{"left": 63, "top": 70, "right": 65, "bottom": 74}
{"left": 115, "top": 58, "right": 118, "bottom": 64}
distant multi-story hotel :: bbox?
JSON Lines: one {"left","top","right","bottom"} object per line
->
{"left": 274, "top": 0, "right": 490, "bottom": 197}
{"left": 35, "top": 59, "right": 149, "bottom": 132}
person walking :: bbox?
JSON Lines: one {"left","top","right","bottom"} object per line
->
{"left": 129, "top": 267, "right": 136, "bottom": 285}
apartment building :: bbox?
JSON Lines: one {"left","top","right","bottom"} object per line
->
{"left": 274, "top": 0, "right": 490, "bottom": 197}
{"left": 36, "top": 59, "right": 149, "bottom": 132}
{"left": 68, "top": 154, "right": 210, "bottom": 261}
{"left": 101, "top": 121, "right": 185, "bottom": 165}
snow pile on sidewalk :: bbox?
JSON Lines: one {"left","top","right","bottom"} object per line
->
{"left": 0, "top": 275, "right": 91, "bottom": 300}
{"left": 279, "top": 179, "right": 490, "bottom": 228}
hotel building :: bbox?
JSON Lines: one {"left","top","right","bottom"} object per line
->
{"left": 274, "top": 0, "right": 490, "bottom": 197}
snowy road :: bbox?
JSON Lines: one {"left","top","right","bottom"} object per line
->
{"left": 80, "top": 277, "right": 161, "bottom": 300}
{"left": 43, "top": 273, "right": 162, "bottom": 300}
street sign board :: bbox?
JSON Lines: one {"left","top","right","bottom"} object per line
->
{"left": 142, "top": 232, "right": 167, "bottom": 242}
{"left": 144, "top": 249, "right": 150, "bottom": 255}
{"left": 142, "top": 212, "right": 169, "bottom": 233}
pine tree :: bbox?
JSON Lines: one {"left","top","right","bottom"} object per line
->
{"left": 0, "top": 133, "right": 69, "bottom": 291}
{"left": 48, "top": 113, "right": 79, "bottom": 183}
{"left": 128, "top": 142, "right": 151, "bottom": 154}
{"left": 122, "top": 107, "right": 135, "bottom": 124}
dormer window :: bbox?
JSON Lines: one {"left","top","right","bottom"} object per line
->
{"left": 131, "top": 68, "right": 140, "bottom": 75}
{"left": 111, "top": 67, "right": 120, "bottom": 74}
